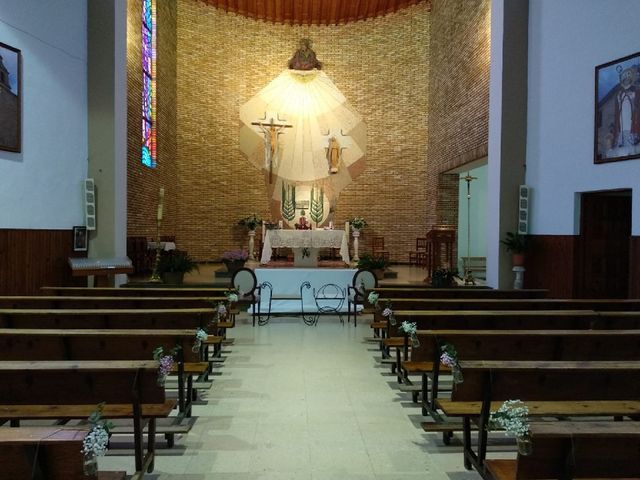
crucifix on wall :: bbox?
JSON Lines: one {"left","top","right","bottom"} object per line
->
{"left": 252, "top": 115, "right": 293, "bottom": 183}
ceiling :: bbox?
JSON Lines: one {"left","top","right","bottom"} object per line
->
{"left": 199, "top": 0, "right": 431, "bottom": 26}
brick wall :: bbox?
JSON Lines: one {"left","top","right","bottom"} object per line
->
{"left": 426, "top": 0, "right": 490, "bottom": 246}
{"left": 127, "top": 0, "right": 178, "bottom": 240}
{"left": 175, "top": 1, "right": 431, "bottom": 261}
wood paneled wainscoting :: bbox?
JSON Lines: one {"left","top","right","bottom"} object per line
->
{"left": 0, "top": 229, "right": 86, "bottom": 295}
{"left": 523, "top": 235, "right": 577, "bottom": 298}
{"left": 630, "top": 236, "right": 640, "bottom": 299}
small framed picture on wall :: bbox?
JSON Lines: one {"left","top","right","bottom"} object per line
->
{"left": 594, "top": 51, "right": 640, "bottom": 164}
{"left": 0, "top": 41, "right": 22, "bottom": 153}
{"left": 73, "top": 226, "right": 88, "bottom": 252}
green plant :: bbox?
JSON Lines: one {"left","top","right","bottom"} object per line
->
{"left": 157, "top": 250, "right": 198, "bottom": 274}
{"left": 238, "top": 213, "right": 263, "bottom": 231}
{"left": 500, "top": 231, "right": 530, "bottom": 253}
{"left": 431, "top": 268, "right": 458, "bottom": 288}
{"left": 357, "top": 253, "right": 389, "bottom": 270}
{"left": 349, "top": 217, "right": 367, "bottom": 230}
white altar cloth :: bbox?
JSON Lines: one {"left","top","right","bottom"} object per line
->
{"left": 260, "top": 229, "right": 350, "bottom": 265}
{"left": 255, "top": 267, "right": 357, "bottom": 313}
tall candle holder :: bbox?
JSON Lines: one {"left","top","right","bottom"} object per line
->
{"left": 149, "top": 218, "right": 163, "bottom": 283}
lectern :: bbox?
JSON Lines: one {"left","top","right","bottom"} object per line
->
{"left": 425, "top": 226, "right": 456, "bottom": 280}
{"left": 68, "top": 257, "right": 134, "bottom": 287}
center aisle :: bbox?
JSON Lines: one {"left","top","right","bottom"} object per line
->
{"left": 107, "top": 314, "right": 479, "bottom": 479}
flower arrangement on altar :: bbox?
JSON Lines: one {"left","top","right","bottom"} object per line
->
{"left": 81, "top": 403, "right": 114, "bottom": 475}
{"left": 153, "top": 345, "right": 181, "bottom": 386}
{"left": 439, "top": 341, "right": 464, "bottom": 384}
{"left": 488, "top": 400, "right": 532, "bottom": 455}
{"left": 221, "top": 249, "right": 249, "bottom": 261}
{"left": 399, "top": 321, "right": 420, "bottom": 347}
{"left": 349, "top": 217, "right": 367, "bottom": 230}
{"left": 192, "top": 328, "right": 208, "bottom": 352}
{"left": 238, "top": 214, "right": 263, "bottom": 231}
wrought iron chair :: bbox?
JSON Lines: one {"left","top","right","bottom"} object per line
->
{"left": 347, "top": 268, "right": 378, "bottom": 327}
{"left": 231, "top": 268, "right": 268, "bottom": 326}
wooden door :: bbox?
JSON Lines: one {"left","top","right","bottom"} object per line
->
{"left": 577, "top": 191, "right": 631, "bottom": 298}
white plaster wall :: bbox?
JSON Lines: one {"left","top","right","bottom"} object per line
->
{"left": 527, "top": 0, "right": 640, "bottom": 235}
{"left": 0, "top": 0, "right": 87, "bottom": 229}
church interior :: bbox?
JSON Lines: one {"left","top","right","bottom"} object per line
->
{"left": 1, "top": 0, "right": 640, "bottom": 479}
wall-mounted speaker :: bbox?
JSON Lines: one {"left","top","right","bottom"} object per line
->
{"left": 517, "top": 185, "right": 530, "bottom": 235}
{"left": 84, "top": 178, "right": 96, "bottom": 231}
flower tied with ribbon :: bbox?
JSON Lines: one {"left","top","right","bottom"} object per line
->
{"left": 488, "top": 400, "right": 532, "bottom": 455}
{"left": 399, "top": 320, "right": 420, "bottom": 347}
{"left": 192, "top": 328, "right": 208, "bottom": 353}
{"left": 81, "top": 402, "right": 114, "bottom": 475}
{"left": 367, "top": 291, "right": 379, "bottom": 306}
{"left": 225, "top": 289, "right": 239, "bottom": 304}
{"left": 153, "top": 345, "right": 181, "bottom": 386}
{"left": 381, "top": 300, "right": 396, "bottom": 325}
{"left": 439, "top": 341, "right": 463, "bottom": 384}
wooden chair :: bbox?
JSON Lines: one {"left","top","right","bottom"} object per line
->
{"left": 409, "top": 237, "right": 428, "bottom": 266}
{"left": 370, "top": 236, "right": 390, "bottom": 261}
{"left": 347, "top": 268, "right": 378, "bottom": 327}
{"left": 231, "top": 267, "right": 262, "bottom": 326}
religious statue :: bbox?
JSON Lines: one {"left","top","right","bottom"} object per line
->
{"left": 613, "top": 65, "right": 640, "bottom": 148}
{"left": 288, "top": 38, "right": 322, "bottom": 71}
{"left": 257, "top": 121, "right": 286, "bottom": 169}
{"left": 295, "top": 209, "right": 311, "bottom": 230}
{"left": 326, "top": 136, "right": 341, "bottom": 174}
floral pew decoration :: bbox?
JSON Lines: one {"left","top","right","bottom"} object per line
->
{"left": 367, "top": 291, "right": 379, "bottom": 308}
{"left": 225, "top": 288, "right": 239, "bottom": 305}
{"left": 153, "top": 345, "right": 181, "bottom": 386}
{"left": 82, "top": 402, "right": 114, "bottom": 476}
{"left": 381, "top": 300, "right": 396, "bottom": 325}
{"left": 400, "top": 320, "right": 420, "bottom": 347}
{"left": 438, "top": 341, "right": 464, "bottom": 384}
{"left": 192, "top": 328, "right": 208, "bottom": 353}
{"left": 488, "top": 399, "right": 532, "bottom": 455}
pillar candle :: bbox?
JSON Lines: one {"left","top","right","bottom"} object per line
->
{"left": 278, "top": 220, "right": 283, "bottom": 229}
{"left": 345, "top": 221, "right": 349, "bottom": 236}
{"left": 262, "top": 221, "right": 266, "bottom": 241}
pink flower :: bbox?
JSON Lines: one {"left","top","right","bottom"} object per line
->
{"left": 382, "top": 307, "right": 393, "bottom": 317}
{"left": 440, "top": 352, "right": 456, "bottom": 368}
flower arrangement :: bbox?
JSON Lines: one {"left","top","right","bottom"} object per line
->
{"left": 221, "top": 249, "right": 249, "bottom": 262}
{"left": 382, "top": 300, "right": 396, "bottom": 325}
{"left": 400, "top": 321, "right": 420, "bottom": 347}
{"left": 217, "top": 302, "right": 228, "bottom": 320}
{"left": 488, "top": 400, "right": 532, "bottom": 455}
{"left": 439, "top": 341, "right": 463, "bottom": 384}
{"left": 192, "top": 328, "right": 208, "bottom": 353}
{"left": 349, "top": 217, "right": 367, "bottom": 230}
{"left": 367, "top": 291, "right": 379, "bottom": 306}
{"left": 81, "top": 403, "right": 114, "bottom": 475}
{"left": 238, "top": 214, "right": 263, "bottom": 231}
{"left": 225, "top": 289, "right": 239, "bottom": 304}
{"left": 153, "top": 345, "right": 181, "bottom": 386}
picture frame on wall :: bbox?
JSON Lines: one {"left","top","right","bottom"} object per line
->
{"left": 594, "top": 51, "right": 640, "bottom": 164}
{"left": 0, "top": 42, "right": 21, "bottom": 153}
{"left": 73, "top": 226, "right": 88, "bottom": 252}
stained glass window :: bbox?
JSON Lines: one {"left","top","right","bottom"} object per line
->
{"left": 142, "top": 0, "right": 156, "bottom": 168}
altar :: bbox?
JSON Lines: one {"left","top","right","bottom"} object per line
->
{"left": 260, "top": 229, "right": 350, "bottom": 266}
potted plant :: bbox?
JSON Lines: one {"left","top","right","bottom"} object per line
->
{"left": 357, "top": 253, "right": 389, "bottom": 279}
{"left": 221, "top": 248, "right": 249, "bottom": 274}
{"left": 431, "top": 268, "right": 458, "bottom": 288}
{"left": 349, "top": 217, "right": 367, "bottom": 231}
{"left": 238, "top": 213, "right": 263, "bottom": 231}
{"left": 157, "top": 250, "right": 198, "bottom": 284}
{"left": 500, "top": 231, "right": 530, "bottom": 266}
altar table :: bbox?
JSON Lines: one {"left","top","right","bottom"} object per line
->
{"left": 260, "top": 229, "right": 350, "bottom": 265}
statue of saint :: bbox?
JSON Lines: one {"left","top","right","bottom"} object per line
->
{"left": 288, "top": 38, "right": 322, "bottom": 71}
{"left": 326, "top": 137, "right": 341, "bottom": 174}
{"left": 613, "top": 65, "right": 640, "bottom": 148}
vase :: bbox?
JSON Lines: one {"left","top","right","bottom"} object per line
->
{"left": 516, "top": 433, "right": 533, "bottom": 456}
{"left": 512, "top": 253, "right": 526, "bottom": 267}
{"left": 223, "top": 259, "right": 246, "bottom": 275}
{"left": 83, "top": 451, "right": 98, "bottom": 476}
{"left": 452, "top": 366, "right": 464, "bottom": 384}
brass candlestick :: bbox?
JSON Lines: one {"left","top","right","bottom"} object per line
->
{"left": 149, "top": 218, "right": 163, "bottom": 283}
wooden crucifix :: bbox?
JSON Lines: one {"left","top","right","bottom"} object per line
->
{"left": 252, "top": 115, "right": 293, "bottom": 183}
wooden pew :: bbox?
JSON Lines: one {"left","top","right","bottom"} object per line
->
{"left": 437, "top": 360, "right": 640, "bottom": 471}
{"left": 0, "top": 308, "right": 215, "bottom": 330}
{"left": 0, "top": 360, "right": 174, "bottom": 479}
{"left": 485, "top": 421, "right": 640, "bottom": 480}
{"left": 0, "top": 427, "right": 126, "bottom": 480}
{"left": 41, "top": 286, "right": 229, "bottom": 297}
{"left": 407, "top": 329, "right": 640, "bottom": 418}
{"left": 0, "top": 328, "right": 208, "bottom": 418}
{"left": 0, "top": 295, "right": 224, "bottom": 309}
{"left": 367, "top": 287, "right": 547, "bottom": 300}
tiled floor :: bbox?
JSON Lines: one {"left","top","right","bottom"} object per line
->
{"left": 102, "top": 264, "right": 487, "bottom": 478}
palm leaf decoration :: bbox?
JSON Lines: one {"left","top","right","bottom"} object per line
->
{"left": 281, "top": 183, "right": 296, "bottom": 222}
{"left": 310, "top": 186, "right": 324, "bottom": 226}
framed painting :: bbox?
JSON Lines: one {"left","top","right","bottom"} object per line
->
{"left": 594, "top": 51, "right": 640, "bottom": 164}
{"left": 73, "top": 226, "right": 88, "bottom": 252}
{"left": 0, "top": 42, "right": 21, "bottom": 152}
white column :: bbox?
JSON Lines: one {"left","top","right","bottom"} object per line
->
{"left": 352, "top": 229, "right": 361, "bottom": 263}
{"left": 248, "top": 230, "right": 256, "bottom": 261}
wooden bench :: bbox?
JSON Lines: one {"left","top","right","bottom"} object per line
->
{"left": 485, "top": 421, "right": 640, "bottom": 480}
{"left": 0, "top": 328, "right": 212, "bottom": 418}
{"left": 366, "top": 287, "right": 547, "bottom": 300}
{"left": 436, "top": 360, "right": 640, "bottom": 472}
{"left": 0, "top": 360, "right": 175, "bottom": 479}
{"left": 0, "top": 295, "right": 225, "bottom": 309}
{"left": 0, "top": 426, "right": 126, "bottom": 480}
{"left": 41, "top": 286, "right": 229, "bottom": 297}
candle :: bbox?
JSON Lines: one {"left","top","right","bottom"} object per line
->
{"left": 345, "top": 221, "right": 349, "bottom": 236}
{"left": 278, "top": 220, "right": 283, "bottom": 229}
{"left": 157, "top": 187, "right": 165, "bottom": 221}
{"left": 262, "top": 221, "right": 266, "bottom": 241}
